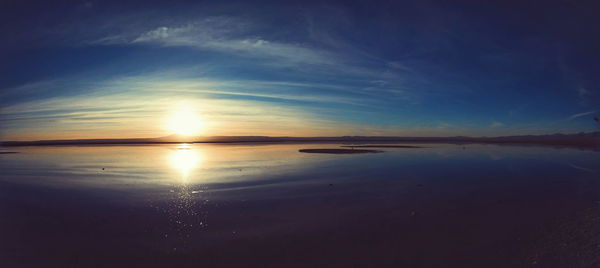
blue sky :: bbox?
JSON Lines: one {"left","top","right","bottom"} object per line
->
{"left": 1, "top": 0, "right": 599, "bottom": 140}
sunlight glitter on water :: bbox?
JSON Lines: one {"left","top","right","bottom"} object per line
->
{"left": 169, "top": 144, "right": 202, "bottom": 183}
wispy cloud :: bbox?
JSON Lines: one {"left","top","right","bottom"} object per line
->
{"left": 94, "top": 17, "right": 337, "bottom": 67}
{"left": 1, "top": 70, "right": 484, "bottom": 140}
{"left": 490, "top": 121, "right": 505, "bottom": 128}
{"left": 87, "top": 15, "right": 443, "bottom": 99}
{"left": 568, "top": 110, "right": 597, "bottom": 120}
{"left": 0, "top": 71, "right": 409, "bottom": 140}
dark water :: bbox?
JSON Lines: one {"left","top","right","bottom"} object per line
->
{"left": 1, "top": 143, "right": 599, "bottom": 267}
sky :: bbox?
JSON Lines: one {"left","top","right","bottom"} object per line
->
{"left": 1, "top": 0, "right": 599, "bottom": 140}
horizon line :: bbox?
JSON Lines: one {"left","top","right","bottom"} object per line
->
{"left": 2, "top": 131, "right": 599, "bottom": 147}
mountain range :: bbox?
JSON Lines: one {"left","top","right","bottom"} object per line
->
{"left": 2, "top": 132, "right": 600, "bottom": 147}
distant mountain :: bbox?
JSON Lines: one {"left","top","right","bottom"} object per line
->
{"left": 194, "top": 132, "right": 600, "bottom": 146}
{"left": 153, "top": 134, "right": 198, "bottom": 142}
{"left": 2, "top": 132, "right": 599, "bottom": 147}
{"left": 0, "top": 134, "right": 198, "bottom": 146}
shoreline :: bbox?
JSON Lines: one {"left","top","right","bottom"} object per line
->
{"left": 2, "top": 138, "right": 599, "bottom": 149}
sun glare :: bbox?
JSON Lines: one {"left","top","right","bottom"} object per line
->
{"left": 170, "top": 145, "right": 202, "bottom": 182}
{"left": 167, "top": 106, "right": 203, "bottom": 136}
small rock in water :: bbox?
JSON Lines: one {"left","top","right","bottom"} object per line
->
{"left": 102, "top": 168, "right": 105, "bottom": 170}
{"left": 329, "top": 184, "right": 333, "bottom": 186}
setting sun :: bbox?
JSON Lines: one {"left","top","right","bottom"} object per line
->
{"left": 167, "top": 106, "right": 203, "bottom": 136}
{"left": 5, "top": 1, "right": 600, "bottom": 267}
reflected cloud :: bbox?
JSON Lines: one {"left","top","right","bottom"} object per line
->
{"left": 169, "top": 144, "right": 202, "bottom": 183}
{"left": 568, "top": 163, "right": 596, "bottom": 173}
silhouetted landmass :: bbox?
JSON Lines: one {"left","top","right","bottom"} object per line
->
{"left": 0, "top": 152, "right": 19, "bottom": 154}
{"left": 2, "top": 131, "right": 599, "bottom": 147}
{"left": 299, "top": 149, "right": 381, "bottom": 154}
{"left": 341, "top": 145, "right": 423, "bottom": 148}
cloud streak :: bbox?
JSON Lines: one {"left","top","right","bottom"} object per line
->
{"left": 86, "top": 15, "right": 438, "bottom": 100}
{"left": 568, "top": 110, "right": 597, "bottom": 120}
{"left": 96, "top": 17, "right": 338, "bottom": 67}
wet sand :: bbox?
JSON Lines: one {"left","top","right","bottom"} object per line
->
{"left": 526, "top": 206, "right": 600, "bottom": 267}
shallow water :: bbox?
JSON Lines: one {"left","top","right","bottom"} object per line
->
{"left": 1, "top": 143, "right": 599, "bottom": 267}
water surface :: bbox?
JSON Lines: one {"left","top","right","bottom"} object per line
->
{"left": 1, "top": 143, "right": 599, "bottom": 267}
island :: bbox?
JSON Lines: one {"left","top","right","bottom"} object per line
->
{"left": 298, "top": 149, "right": 381, "bottom": 154}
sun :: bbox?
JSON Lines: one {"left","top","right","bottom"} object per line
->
{"left": 167, "top": 107, "right": 203, "bottom": 136}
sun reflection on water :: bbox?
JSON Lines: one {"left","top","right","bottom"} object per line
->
{"left": 164, "top": 144, "right": 208, "bottom": 250}
{"left": 169, "top": 144, "right": 202, "bottom": 183}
